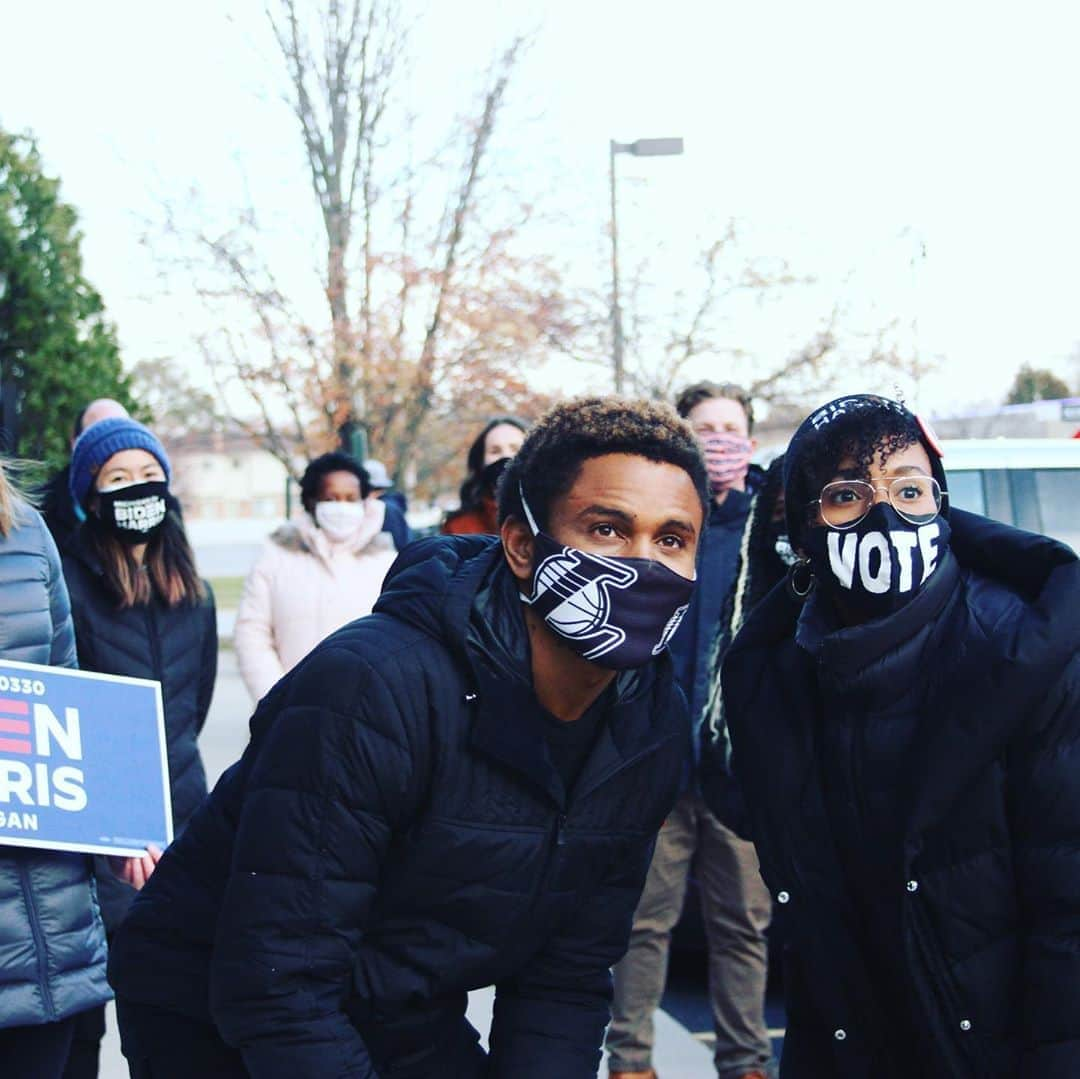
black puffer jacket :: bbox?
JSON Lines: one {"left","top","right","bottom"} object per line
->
{"left": 61, "top": 530, "right": 217, "bottom": 929}
{"left": 108, "top": 536, "right": 689, "bottom": 1079}
{"left": 723, "top": 510, "right": 1080, "bottom": 1077}
{"left": 38, "top": 465, "right": 81, "bottom": 557}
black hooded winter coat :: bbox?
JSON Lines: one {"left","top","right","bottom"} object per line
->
{"left": 722, "top": 509, "right": 1080, "bottom": 1078}
{"left": 108, "top": 536, "right": 689, "bottom": 1078}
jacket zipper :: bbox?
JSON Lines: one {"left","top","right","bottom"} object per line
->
{"left": 529, "top": 735, "right": 678, "bottom": 908}
{"left": 144, "top": 605, "right": 164, "bottom": 683}
{"left": 19, "top": 860, "right": 56, "bottom": 1020}
{"left": 852, "top": 709, "right": 868, "bottom": 849}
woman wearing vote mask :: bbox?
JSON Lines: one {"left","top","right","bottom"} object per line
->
{"left": 234, "top": 452, "right": 396, "bottom": 703}
{"left": 722, "top": 394, "right": 1080, "bottom": 1078}
{"left": 60, "top": 417, "right": 215, "bottom": 1075}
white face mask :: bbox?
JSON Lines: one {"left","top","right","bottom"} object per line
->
{"left": 314, "top": 500, "right": 365, "bottom": 541}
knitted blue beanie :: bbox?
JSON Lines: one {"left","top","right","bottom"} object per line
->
{"left": 69, "top": 417, "right": 172, "bottom": 509}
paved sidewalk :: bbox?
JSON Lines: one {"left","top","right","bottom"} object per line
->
{"left": 100, "top": 649, "right": 714, "bottom": 1077}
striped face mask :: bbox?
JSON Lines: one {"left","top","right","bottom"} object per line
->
{"left": 703, "top": 435, "right": 752, "bottom": 495}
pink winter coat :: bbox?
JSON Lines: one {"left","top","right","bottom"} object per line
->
{"left": 233, "top": 502, "right": 398, "bottom": 702}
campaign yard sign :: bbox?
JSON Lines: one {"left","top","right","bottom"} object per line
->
{"left": 0, "top": 660, "right": 172, "bottom": 858}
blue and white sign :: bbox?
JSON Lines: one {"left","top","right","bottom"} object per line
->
{"left": 0, "top": 660, "right": 172, "bottom": 857}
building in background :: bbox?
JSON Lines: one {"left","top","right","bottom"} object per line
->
{"left": 930, "top": 397, "right": 1080, "bottom": 439}
{"left": 169, "top": 426, "right": 291, "bottom": 520}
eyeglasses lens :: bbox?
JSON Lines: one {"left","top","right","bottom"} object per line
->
{"left": 819, "top": 477, "right": 941, "bottom": 528}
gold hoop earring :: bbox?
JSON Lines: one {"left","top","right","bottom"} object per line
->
{"left": 787, "top": 559, "right": 815, "bottom": 600}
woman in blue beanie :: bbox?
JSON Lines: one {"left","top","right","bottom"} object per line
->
{"left": 59, "top": 417, "right": 217, "bottom": 1078}
{"left": 722, "top": 394, "right": 1080, "bottom": 1078}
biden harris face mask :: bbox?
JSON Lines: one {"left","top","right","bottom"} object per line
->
{"left": 96, "top": 480, "right": 169, "bottom": 545}
{"left": 517, "top": 487, "right": 696, "bottom": 669}
{"left": 803, "top": 502, "right": 951, "bottom": 620}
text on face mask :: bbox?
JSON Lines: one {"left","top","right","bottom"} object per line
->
{"left": 827, "top": 522, "right": 941, "bottom": 594}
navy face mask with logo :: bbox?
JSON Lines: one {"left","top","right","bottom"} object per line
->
{"left": 96, "top": 480, "right": 169, "bottom": 545}
{"left": 517, "top": 488, "right": 696, "bottom": 669}
{"left": 803, "top": 502, "right": 951, "bottom": 620}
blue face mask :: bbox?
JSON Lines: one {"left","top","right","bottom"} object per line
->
{"left": 518, "top": 488, "right": 696, "bottom": 670}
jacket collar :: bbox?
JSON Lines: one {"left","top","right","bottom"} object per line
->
{"left": 466, "top": 659, "right": 679, "bottom": 810}
{"left": 272, "top": 502, "right": 389, "bottom": 566}
{"left": 709, "top": 487, "right": 752, "bottom": 527}
{"left": 798, "top": 549, "right": 960, "bottom": 694}
{"left": 376, "top": 535, "right": 684, "bottom": 807}
{"left": 464, "top": 557, "right": 674, "bottom": 806}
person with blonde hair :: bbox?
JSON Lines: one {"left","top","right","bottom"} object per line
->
{"left": 0, "top": 458, "right": 155, "bottom": 1078}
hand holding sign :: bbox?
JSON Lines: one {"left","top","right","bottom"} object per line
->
{"left": 108, "top": 843, "right": 163, "bottom": 890}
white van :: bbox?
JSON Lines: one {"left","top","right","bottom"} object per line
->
{"left": 941, "top": 439, "right": 1080, "bottom": 554}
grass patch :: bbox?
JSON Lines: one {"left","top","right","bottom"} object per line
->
{"left": 208, "top": 576, "right": 245, "bottom": 609}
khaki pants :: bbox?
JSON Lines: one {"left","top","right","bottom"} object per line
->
{"left": 606, "top": 790, "right": 773, "bottom": 1078}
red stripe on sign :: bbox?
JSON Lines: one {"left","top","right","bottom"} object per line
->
{"left": 0, "top": 699, "right": 30, "bottom": 715}
{"left": 0, "top": 738, "right": 31, "bottom": 754}
{"left": 0, "top": 718, "right": 30, "bottom": 734}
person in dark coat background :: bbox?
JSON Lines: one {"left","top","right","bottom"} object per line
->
{"left": 107, "top": 396, "right": 707, "bottom": 1079}
{"left": 363, "top": 458, "right": 411, "bottom": 550}
{"left": 608, "top": 382, "right": 774, "bottom": 1079}
{"left": 699, "top": 452, "right": 792, "bottom": 837}
{"left": 442, "top": 416, "right": 528, "bottom": 535}
{"left": 58, "top": 417, "right": 217, "bottom": 1078}
{"left": 39, "top": 398, "right": 130, "bottom": 558}
{"left": 723, "top": 393, "right": 1080, "bottom": 1078}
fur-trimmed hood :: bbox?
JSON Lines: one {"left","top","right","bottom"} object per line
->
{"left": 269, "top": 500, "right": 391, "bottom": 566}
{"left": 233, "top": 500, "right": 398, "bottom": 701}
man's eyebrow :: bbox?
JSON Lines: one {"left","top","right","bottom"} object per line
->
{"left": 659, "top": 517, "right": 697, "bottom": 537}
{"left": 576, "top": 504, "right": 635, "bottom": 524}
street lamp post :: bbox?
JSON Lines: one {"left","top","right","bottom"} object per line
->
{"left": 608, "top": 137, "right": 684, "bottom": 394}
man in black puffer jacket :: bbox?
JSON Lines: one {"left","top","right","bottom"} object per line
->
{"left": 108, "top": 397, "right": 708, "bottom": 1079}
{"left": 723, "top": 394, "right": 1080, "bottom": 1078}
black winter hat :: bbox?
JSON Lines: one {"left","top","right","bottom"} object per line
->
{"left": 782, "top": 394, "right": 947, "bottom": 550}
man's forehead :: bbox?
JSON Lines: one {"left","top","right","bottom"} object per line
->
{"left": 556, "top": 454, "right": 702, "bottom": 521}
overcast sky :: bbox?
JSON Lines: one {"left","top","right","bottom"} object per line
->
{"left": 2, "top": 0, "right": 1078, "bottom": 418}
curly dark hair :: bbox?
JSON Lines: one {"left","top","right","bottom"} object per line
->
{"left": 674, "top": 380, "right": 754, "bottom": 432}
{"left": 299, "top": 452, "right": 370, "bottom": 513}
{"left": 497, "top": 396, "right": 710, "bottom": 530}
{"left": 785, "top": 401, "right": 925, "bottom": 547}
{"left": 454, "top": 416, "right": 529, "bottom": 516}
